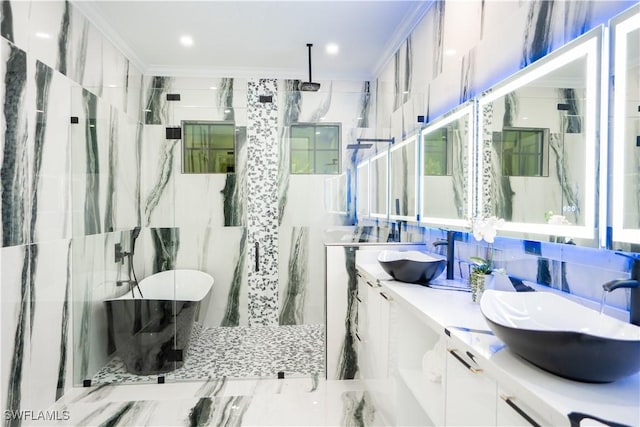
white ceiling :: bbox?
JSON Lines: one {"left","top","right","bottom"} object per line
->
{"left": 74, "top": 1, "right": 431, "bottom": 81}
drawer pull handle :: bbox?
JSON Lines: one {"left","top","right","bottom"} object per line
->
{"left": 367, "top": 281, "right": 375, "bottom": 288}
{"left": 500, "top": 395, "right": 541, "bottom": 427}
{"left": 448, "top": 349, "right": 482, "bottom": 373}
{"left": 356, "top": 296, "right": 362, "bottom": 303}
{"left": 355, "top": 332, "right": 361, "bottom": 342}
{"left": 380, "top": 292, "right": 390, "bottom": 300}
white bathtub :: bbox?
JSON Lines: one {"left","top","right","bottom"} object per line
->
{"left": 111, "top": 269, "right": 214, "bottom": 301}
{"left": 104, "top": 269, "right": 214, "bottom": 375}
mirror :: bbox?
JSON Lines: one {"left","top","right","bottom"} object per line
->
{"left": 611, "top": 5, "right": 640, "bottom": 246}
{"left": 477, "top": 27, "right": 602, "bottom": 244}
{"left": 389, "top": 135, "right": 418, "bottom": 221}
{"left": 420, "top": 102, "right": 474, "bottom": 227}
{"left": 370, "top": 151, "right": 388, "bottom": 218}
{"left": 356, "top": 160, "right": 370, "bottom": 219}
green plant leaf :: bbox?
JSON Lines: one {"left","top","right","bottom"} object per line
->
{"left": 469, "top": 256, "right": 488, "bottom": 266}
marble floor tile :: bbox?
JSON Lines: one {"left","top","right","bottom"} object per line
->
{"left": 46, "top": 378, "right": 384, "bottom": 427}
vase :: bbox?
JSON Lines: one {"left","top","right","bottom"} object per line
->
{"left": 470, "top": 271, "right": 494, "bottom": 303}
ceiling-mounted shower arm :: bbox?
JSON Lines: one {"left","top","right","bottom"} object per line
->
{"left": 307, "top": 43, "right": 313, "bottom": 82}
{"left": 346, "top": 137, "right": 395, "bottom": 150}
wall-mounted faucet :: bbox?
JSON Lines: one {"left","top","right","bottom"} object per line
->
{"left": 433, "top": 230, "right": 458, "bottom": 280}
{"left": 114, "top": 227, "right": 143, "bottom": 298}
{"left": 603, "top": 253, "right": 640, "bottom": 326}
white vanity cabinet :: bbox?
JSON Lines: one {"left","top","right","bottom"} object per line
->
{"left": 444, "top": 343, "right": 497, "bottom": 426}
{"left": 356, "top": 272, "right": 394, "bottom": 423}
{"left": 392, "top": 303, "right": 446, "bottom": 427}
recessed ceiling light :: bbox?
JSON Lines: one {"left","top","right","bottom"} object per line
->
{"left": 445, "top": 48, "right": 457, "bottom": 56}
{"left": 209, "top": 86, "right": 217, "bottom": 90}
{"left": 326, "top": 43, "right": 339, "bottom": 55}
{"left": 180, "top": 35, "right": 194, "bottom": 47}
{"left": 35, "top": 32, "right": 51, "bottom": 39}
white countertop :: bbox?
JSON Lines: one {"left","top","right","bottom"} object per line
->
{"left": 356, "top": 258, "right": 640, "bottom": 427}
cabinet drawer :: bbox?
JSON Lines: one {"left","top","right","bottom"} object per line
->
{"left": 497, "top": 386, "right": 553, "bottom": 427}
{"left": 445, "top": 347, "right": 497, "bottom": 426}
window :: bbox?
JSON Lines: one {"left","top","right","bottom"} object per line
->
{"left": 423, "top": 128, "right": 450, "bottom": 176}
{"left": 290, "top": 123, "right": 340, "bottom": 174}
{"left": 501, "top": 128, "right": 548, "bottom": 177}
{"left": 182, "top": 121, "right": 236, "bottom": 173}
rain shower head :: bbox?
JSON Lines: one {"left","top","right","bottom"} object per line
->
{"left": 300, "top": 81, "right": 321, "bottom": 91}
{"left": 301, "top": 43, "right": 320, "bottom": 92}
{"left": 346, "top": 142, "right": 373, "bottom": 150}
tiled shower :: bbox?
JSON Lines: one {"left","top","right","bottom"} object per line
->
{"left": 71, "top": 76, "right": 379, "bottom": 385}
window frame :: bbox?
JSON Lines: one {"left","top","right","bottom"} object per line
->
{"left": 181, "top": 120, "right": 237, "bottom": 174}
{"left": 289, "top": 122, "right": 341, "bottom": 175}
{"left": 500, "top": 126, "right": 550, "bottom": 177}
{"left": 422, "top": 127, "right": 452, "bottom": 176}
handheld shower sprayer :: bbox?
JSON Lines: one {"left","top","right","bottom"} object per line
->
{"left": 130, "top": 226, "right": 141, "bottom": 255}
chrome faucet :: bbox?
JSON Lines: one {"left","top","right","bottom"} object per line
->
{"left": 433, "top": 230, "right": 457, "bottom": 280}
{"left": 603, "top": 254, "right": 640, "bottom": 326}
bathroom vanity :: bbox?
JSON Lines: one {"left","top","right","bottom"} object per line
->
{"left": 351, "top": 249, "right": 640, "bottom": 427}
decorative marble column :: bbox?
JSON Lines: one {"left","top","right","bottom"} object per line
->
{"left": 247, "top": 78, "right": 279, "bottom": 326}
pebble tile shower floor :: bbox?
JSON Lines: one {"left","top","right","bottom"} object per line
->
{"left": 92, "top": 324, "right": 325, "bottom": 384}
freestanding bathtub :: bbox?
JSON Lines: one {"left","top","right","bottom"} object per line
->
{"left": 104, "top": 270, "right": 213, "bottom": 375}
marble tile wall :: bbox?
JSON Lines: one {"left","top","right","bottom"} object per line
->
{"left": 376, "top": 0, "right": 635, "bottom": 144}
{"left": 1, "top": 0, "right": 144, "bottom": 418}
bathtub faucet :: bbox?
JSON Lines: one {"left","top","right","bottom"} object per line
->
{"left": 116, "top": 280, "right": 137, "bottom": 287}
{"left": 116, "top": 279, "right": 143, "bottom": 299}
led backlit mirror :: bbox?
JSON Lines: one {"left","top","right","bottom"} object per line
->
{"left": 420, "top": 102, "right": 474, "bottom": 227}
{"left": 370, "top": 151, "right": 388, "bottom": 218}
{"left": 611, "top": 5, "right": 640, "bottom": 246}
{"left": 477, "top": 27, "right": 602, "bottom": 244}
{"left": 356, "top": 160, "right": 370, "bottom": 219}
{"left": 389, "top": 135, "right": 418, "bottom": 221}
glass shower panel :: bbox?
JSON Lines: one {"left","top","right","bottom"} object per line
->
{"left": 161, "top": 86, "right": 249, "bottom": 383}
{"left": 70, "top": 83, "right": 173, "bottom": 386}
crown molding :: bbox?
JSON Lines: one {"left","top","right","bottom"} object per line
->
{"left": 371, "top": 1, "right": 434, "bottom": 80}
{"left": 71, "top": 0, "right": 148, "bottom": 74}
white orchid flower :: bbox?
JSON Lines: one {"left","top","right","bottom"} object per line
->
{"left": 471, "top": 216, "right": 504, "bottom": 243}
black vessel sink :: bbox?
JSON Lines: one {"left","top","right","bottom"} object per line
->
{"left": 481, "top": 290, "right": 640, "bottom": 383}
{"left": 377, "top": 250, "right": 446, "bottom": 285}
